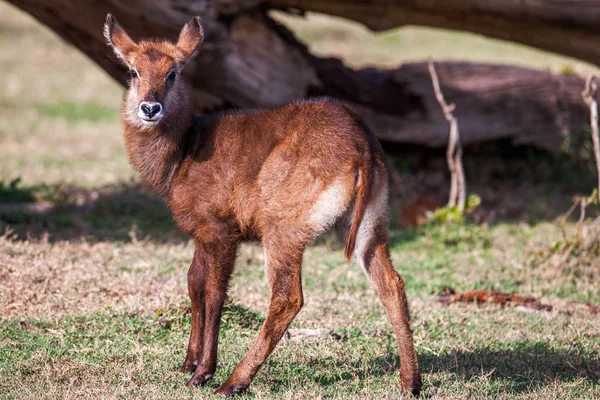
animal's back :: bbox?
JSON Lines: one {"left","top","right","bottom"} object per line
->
{"left": 174, "top": 99, "right": 386, "bottom": 242}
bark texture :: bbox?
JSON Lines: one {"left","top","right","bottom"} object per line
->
{"left": 6, "top": 0, "right": 591, "bottom": 151}
{"left": 273, "top": 0, "right": 600, "bottom": 67}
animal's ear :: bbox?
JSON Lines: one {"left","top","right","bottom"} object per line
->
{"left": 176, "top": 17, "right": 204, "bottom": 63}
{"left": 104, "top": 13, "right": 138, "bottom": 64}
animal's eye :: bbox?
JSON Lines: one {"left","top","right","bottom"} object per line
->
{"left": 167, "top": 70, "right": 177, "bottom": 81}
{"left": 129, "top": 69, "right": 138, "bottom": 79}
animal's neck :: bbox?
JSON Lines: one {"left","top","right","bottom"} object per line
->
{"left": 123, "top": 104, "right": 195, "bottom": 199}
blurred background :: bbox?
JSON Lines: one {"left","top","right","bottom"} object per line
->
{"left": 1, "top": 2, "right": 598, "bottom": 232}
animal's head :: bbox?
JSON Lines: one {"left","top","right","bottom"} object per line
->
{"left": 104, "top": 14, "right": 203, "bottom": 128}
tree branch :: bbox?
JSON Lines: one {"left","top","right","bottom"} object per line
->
{"left": 428, "top": 60, "right": 466, "bottom": 211}
{"left": 271, "top": 0, "right": 600, "bottom": 66}
{"left": 582, "top": 75, "right": 600, "bottom": 204}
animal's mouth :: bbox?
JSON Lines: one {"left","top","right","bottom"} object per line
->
{"left": 141, "top": 117, "right": 161, "bottom": 124}
{"left": 138, "top": 111, "right": 163, "bottom": 125}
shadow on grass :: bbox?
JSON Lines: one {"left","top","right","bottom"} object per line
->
{"left": 0, "top": 181, "right": 185, "bottom": 243}
{"left": 0, "top": 178, "right": 40, "bottom": 202}
{"left": 0, "top": 179, "right": 422, "bottom": 247}
{"left": 388, "top": 141, "right": 600, "bottom": 226}
{"left": 221, "top": 301, "right": 266, "bottom": 331}
{"left": 420, "top": 342, "right": 600, "bottom": 393}
{"left": 264, "top": 341, "right": 599, "bottom": 395}
{"left": 1, "top": 143, "right": 599, "bottom": 245}
{"left": 0, "top": 179, "right": 483, "bottom": 250}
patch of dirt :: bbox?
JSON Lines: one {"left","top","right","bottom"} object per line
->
{"left": 438, "top": 286, "right": 599, "bottom": 315}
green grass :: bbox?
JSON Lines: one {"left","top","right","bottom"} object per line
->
{"left": 1, "top": 298, "right": 598, "bottom": 399}
{"left": 1, "top": 2, "right": 600, "bottom": 399}
{"left": 35, "top": 100, "right": 117, "bottom": 124}
{"left": 2, "top": 218, "right": 599, "bottom": 398}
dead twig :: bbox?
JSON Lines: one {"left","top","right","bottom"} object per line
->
{"left": 577, "top": 197, "right": 588, "bottom": 241}
{"left": 556, "top": 75, "right": 600, "bottom": 257}
{"left": 560, "top": 197, "right": 581, "bottom": 239}
{"left": 582, "top": 75, "right": 600, "bottom": 204}
{"left": 428, "top": 59, "right": 466, "bottom": 211}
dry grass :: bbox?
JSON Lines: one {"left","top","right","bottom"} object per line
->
{"left": 1, "top": 2, "right": 600, "bottom": 399}
{"left": 0, "top": 233, "right": 191, "bottom": 319}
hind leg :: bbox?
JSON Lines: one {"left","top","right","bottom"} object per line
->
{"left": 358, "top": 228, "right": 422, "bottom": 395}
{"left": 351, "top": 170, "right": 422, "bottom": 395}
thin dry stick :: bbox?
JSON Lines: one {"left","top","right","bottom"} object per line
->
{"left": 446, "top": 108, "right": 459, "bottom": 208}
{"left": 560, "top": 197, "right": 581, "bottom": 239}
{"left": 582, "top": 75, "right": 600, "bottom": 204}
{"left": 455, "top": 143, "right": 466, "bottom": 210}
{"left": 428, "top": 59, "right": 466, "bottom": 211}
{"left": 578, "top": 198, "right": 588, "bottom": 226}
{"left": 577, "top": 198, "right": 589, "bottom": 242}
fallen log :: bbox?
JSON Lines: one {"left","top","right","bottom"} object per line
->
{"left": 5, "top": 0, "right": 589, "bottom": 152}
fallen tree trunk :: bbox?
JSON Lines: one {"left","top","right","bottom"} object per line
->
{"left": 352, "top": 61, "right": 587, "bottom": 151}
{"left": 272, "top": 0, "right": 600, "bottom": 68}
{"left": 6, "top": 0, "right": 589, "bottom": 152}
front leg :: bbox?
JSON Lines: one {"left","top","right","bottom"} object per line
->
{"left": 181, "top": 245, "right": 208, "bottom": 374}
{"left": 184, "top": 240, "right": 237, "bottom": 387}
{"left": 215, "top": 240, "right": 305, "bottom": 396}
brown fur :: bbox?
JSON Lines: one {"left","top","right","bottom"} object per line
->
{"left": 104, "top": 14, "right": 421, "bottom": 396}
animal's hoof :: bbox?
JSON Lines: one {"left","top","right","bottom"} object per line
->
{"left": 186, "top": 371, "right": 214, "bottom": 387}
{"left": 214, "top": 381, "right": 248, "bottom": 397}
{"left": 401, "top": 377, "right": 422, "bottom": 397}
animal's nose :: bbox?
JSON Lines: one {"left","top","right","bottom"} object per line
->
{"left": 139, "top": 102, "right": 162, "bottom": 118}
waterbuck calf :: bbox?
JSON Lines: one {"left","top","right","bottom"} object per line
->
{"left": 103, "top": 14, "right": 422, "bottom": 396}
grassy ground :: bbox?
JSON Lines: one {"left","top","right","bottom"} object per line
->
{"left": 1, "top": 3, "right": 599, "bottom": 399}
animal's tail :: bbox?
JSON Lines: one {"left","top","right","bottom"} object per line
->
{"left": 344, "top": 160, "right": 374, "bottom": 262}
